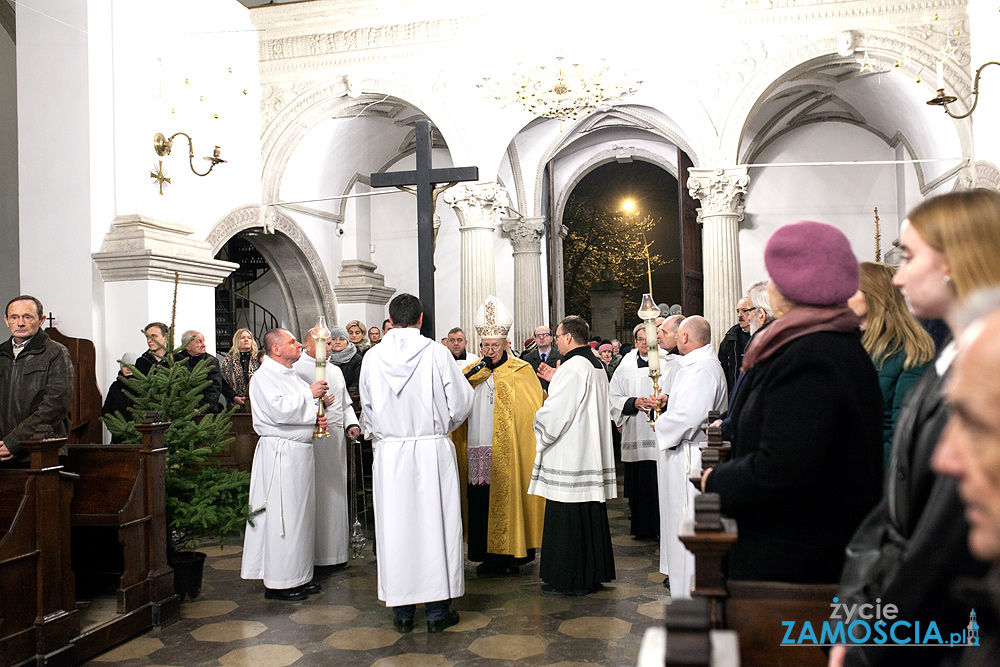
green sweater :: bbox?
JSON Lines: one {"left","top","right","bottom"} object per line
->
{"left": 875, "top": 348, "right": 931, "bottom": 467}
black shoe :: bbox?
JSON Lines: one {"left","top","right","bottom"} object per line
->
{"left": 662, "top": 576, "right": 670, "bottom": 589}
{"left": 540, "top": 583, "right": 564, "bottom": 596}
{"left": 264, "top": 586, "right": 308, "bottom": 601}
{"left": 393, "top": 618, "right": 414, "bottom": 634}
{"left": 303, "top": 581, "right": 322, "bottom": 594}
{"left": 426, "top": 610, "right": 460, "bottom": 633}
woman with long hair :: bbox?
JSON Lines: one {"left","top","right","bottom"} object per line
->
{"left": 834, "top": 189, "right": 1000, "bottom": 667}
{"left": 219, "top": 328, "right": 259, "bottom": 409}
{"left": 848, "top": 262, "right": 936, "bottom": 464}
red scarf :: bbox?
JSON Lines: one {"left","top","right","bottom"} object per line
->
{"left": 741, "top": 305, "right": 860, "bottom": 372}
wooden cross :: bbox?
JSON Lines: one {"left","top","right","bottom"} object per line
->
{"left": 370, "top": 121, "right": 478, "bottom": 339}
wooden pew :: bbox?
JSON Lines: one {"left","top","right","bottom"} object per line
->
{"left": 45, "top": 325, "right": 103, "bottom": 445}
{"left": 681, "top": 493, "right": 835, "bottom": 667}
{"left": 62, "top": 413, "right": 179, "bottom": 663}
{"left": 0, "top": 434, "right": 79, "bottom": 667}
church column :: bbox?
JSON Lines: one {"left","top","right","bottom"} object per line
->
{"left": 687, "top": 166, "right": 749, "bottom": 349}
{"left": 446, "top": 182, "right": 506, "bottom": 347}
{"left": 501, "top": 216, "right": 545, "bottom": 351}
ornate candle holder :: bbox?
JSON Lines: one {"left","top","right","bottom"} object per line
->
{"left": 638, "top": 293, "right": 662, "bottom": 422}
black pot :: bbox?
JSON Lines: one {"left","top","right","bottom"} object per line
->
{"left": 168, "top": 550, "right": 207, "bottom": 600}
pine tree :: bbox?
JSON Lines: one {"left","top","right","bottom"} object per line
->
{"left": 103, "top": 277, "right": 255, "bottom": 551}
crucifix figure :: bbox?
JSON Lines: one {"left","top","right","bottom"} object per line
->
{"left": 370, "top": 120, "right": 478, "bottom": 338}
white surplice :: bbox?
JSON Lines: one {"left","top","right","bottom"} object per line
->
{"left": 360, "top": 327, "right": 474, "bottom": 607}
{"left": 293, "top": 354, "right": 359, "bottom": 566}
{"left": 653, "top": 344, "right": 728, "bottom": 600}
{"left": 241, "top": 355, "right": 320, "bottom": 589}
{"left": 609, "top": 351, "right": 680, "bottom": 463}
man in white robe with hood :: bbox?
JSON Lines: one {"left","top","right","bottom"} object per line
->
{"left": 360, "top": 293, "right": 474, "bottom": 634}
{"left": 610, "top": 323, "right": 680, "bottom": 540}
{"left": 653, "top": 316, "right": 728, "bottom": 600}
{"left": 242, "top": 328, "right": 329, "bottom": 601}
{"left": 294, "top": 327, "right": 361, "bottom": 569}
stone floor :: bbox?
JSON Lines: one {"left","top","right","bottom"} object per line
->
{"left": 85, "top": 491, "right": 667, "bottom": 667}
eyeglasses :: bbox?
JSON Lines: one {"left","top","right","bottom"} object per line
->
{"left": 482, "top": 342, "right": 504, "bottom": 352}
{"left": 555, "top": 331, "right": 572, "bottom": 341}
{"left": 534, "top": 333, "right": 551, "bottom": 338}
{"left": 737, "top": 307, "right": 757, "bottom": 315}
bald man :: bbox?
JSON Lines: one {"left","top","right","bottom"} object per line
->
{"left": 653, "top": 316, "right": 728, "bottom": 599}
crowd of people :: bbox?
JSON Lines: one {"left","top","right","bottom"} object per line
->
{"left": 7, "top": 188, "right": 1000, "bottom": 662}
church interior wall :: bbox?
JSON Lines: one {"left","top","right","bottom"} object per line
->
{"left": 968, "top": 0, "right": 1000, "bottom": 169}
{"left": 741, "top": 122, "right": 905, "bottom": 293}
{"left": 0, "top": 28, "right": 18, "bottom": 298}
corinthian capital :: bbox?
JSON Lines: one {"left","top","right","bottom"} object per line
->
{"left": 444, "top": 182, "right": 507, "bottom": 230}
{"left": 687, "top": 166, "right": 750, "bottom": 218}
{"left": 501, "top": 217, "right": 545, "bottom": 254}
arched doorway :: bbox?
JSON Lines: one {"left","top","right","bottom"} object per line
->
{"left": 561, "top": 160, "right": 682, "bottom": 341}
{"left": 207, "top": 205, "right": 338, "bottom": 354}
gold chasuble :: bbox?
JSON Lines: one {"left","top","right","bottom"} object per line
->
{"left": 452, "top": 357, "right": 546, "bottom": 558}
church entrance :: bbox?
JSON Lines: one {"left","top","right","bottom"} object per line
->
{"left": 558, "top": 158, "right": 697, "bottom": 342}
{"left": 214, "top": 234, "right": 287, "bottom": 356}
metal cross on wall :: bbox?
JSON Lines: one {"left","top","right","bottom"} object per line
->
{"left": 370, "top": 120, "right": 478, "bottom": 339}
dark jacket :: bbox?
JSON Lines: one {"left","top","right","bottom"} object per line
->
{"left": 0, "top": 330, "right": 74, "bottom": 458}
{"left": 134, "top": 349, "right": 168, "bottom": 375}
{"left": 175, "top": 350, "right": 236, "bottom": 413}
{"left": 102, "top": 373, "right": 133, "bottom": 444}
{"left": 873, "top": 349, "right": 931, "bottom": 467}
{"left": 521, "top": 347, "right": 562, "bottom": 391}
{"left": 706, "top": 331, "right": 883, "bottom": 583}
{"left": 717, "top": 323, "right": 751, "bottom": 392}
{"left": 838, "top": 361, "right": 987, "bottom": 667}
{"left": 332, "top": 350, "right": 362, "bottom": 391}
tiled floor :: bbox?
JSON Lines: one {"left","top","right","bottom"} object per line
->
{"left": 85, "top": 491, "right": 667, "bottom": 667}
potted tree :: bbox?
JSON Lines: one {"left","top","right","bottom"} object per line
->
{"left": 104, "top": 280, "right": 256, "bottom": 599}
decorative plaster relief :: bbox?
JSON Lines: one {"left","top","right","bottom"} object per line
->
{"left": 687, "top": 167, "right": 749, "bottom": 218}
{"left": 501, "top": 217, "right": 545, "bottom": 254}
{"left": 445, "top": 183, "right": 508, "bottom": 230}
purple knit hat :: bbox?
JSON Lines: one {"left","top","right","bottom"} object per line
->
{"left": 764, "top": 221, "right": 859, "bottom": 306}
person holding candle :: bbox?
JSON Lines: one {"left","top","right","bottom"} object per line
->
{"left": 241, "top": 328, "right": 329, "bottom": 601}
{"left": 610, "top": 322, "right": 681, "bottom": 541}
{"left": 294, "top": 324, "right": 361, "bottom": 570}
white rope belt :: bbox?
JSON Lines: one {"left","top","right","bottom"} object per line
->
{"left": 377, "top": 434, "right": 446, "bottom": 444}
{"left": 252, "top": 436, "right": 308, "bottom": 538}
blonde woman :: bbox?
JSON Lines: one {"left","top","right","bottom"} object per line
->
{"left": 848, "top": 262, "right": 936, "bottom": 463}
{"left": 346, "top": 319, "right": 370, "bottom": 355}
{"left": 219, "top": 328, "right": 259, "bottom": 407}
{"left": 833, "top": 190, "right": 1000, "bottom": 667}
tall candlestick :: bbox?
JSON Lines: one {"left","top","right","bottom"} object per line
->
{"left": 313, "top": 315, "right": 331, "bottom": 437}
{"left": 645, "top": 319, "right": 659, "bottom": 369}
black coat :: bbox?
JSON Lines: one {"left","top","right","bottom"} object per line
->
{"left": 717, "top": 324, "right": 750, "bottom": 392}
{"left": 521, "top": 347, "right": 562, "bottom": 391}
{"left": 175, "top": 350, "right": 236, "bottom": 413}
{"left": 706, "top": 331, "right": 883, "bottom": 583}
{"left": 332, "top": 350, "right": 362, "bottom": 391}
{"left": 838, "top": 362, "right": 987, "bottom": 667}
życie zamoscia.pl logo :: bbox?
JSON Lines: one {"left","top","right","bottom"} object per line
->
{"left": 780, "top": 598, "right": 980, "bottom": 648}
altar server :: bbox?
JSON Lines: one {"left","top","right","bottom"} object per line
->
{"left": 294, "top": 327, "right": 361, "bottom": 568}
{"left": 242, "top": 328, "right": 328, "bottom": 601}
{"left": 360, "top": 293, "right": 474, "bottom": 634}
{"left": 653, "top": 316, "right": 728, "bottom": 600}
{"left": 610, "top": 323, "right": 680, "bottom": 539}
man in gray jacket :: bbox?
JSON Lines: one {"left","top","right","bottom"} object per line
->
{"left": 0, "top": 295, "right": 73, "bottom": 465}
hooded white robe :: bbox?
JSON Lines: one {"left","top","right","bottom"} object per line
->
{"left": 360, "top": 327, "right": 474, "bottom": 607}
{"left": 241, "top": 355, "right": 319, "bottom": 589}
{"left": 653, "top": 344, "right": 728, "bottom": 600}
{"left": 293, "top": 354, "right": 359, "bottom": 566}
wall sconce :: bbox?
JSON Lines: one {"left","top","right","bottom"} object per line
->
{"left": 926, "top": 61, "right": 1000, "bottom": 119}
{"left": 153, "top": 132, "right": 227, "bottom": 176}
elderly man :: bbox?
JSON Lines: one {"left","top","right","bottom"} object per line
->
{"left": 0, "top": 295, "right": 73, "bottom": 465}
{"left": 242, "top": 328, "right": 329, "bottom": 601}
{"left": 462, "top": 297, "right": 545, "bottom": 576}
{"left": 530, "top": 315, "right": 617, "bottom": 596}
{"left": 930, "top": 302, "right": 1000, "bottom": 667}
{"left": 361, "top": 293, "right": 474, "bottom": 633}
{"left": 294, "top": 328, "right": 362, "bottom": 569}
{"left": 719, "top": 297, "right": 753, "bottom": 392}
{"left": 657, "top": 314, "right": 685, "bottom": 358}
{"left": 446, "top": 327, "right": 479, "bottom": 370}
{"left": 175, "top": 329, "right": 239, "bottom": 412}
{"left": 609, "top": 323, "right": 680, "bottom": 540}
{"left": 522, "top": 325, "right": 563, "bottom": 391}
{"left": 653, "top": 316, "right": 728, "bottom": 600}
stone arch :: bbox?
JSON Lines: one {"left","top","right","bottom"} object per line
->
{"left": 207, "top": 204, "right": 338, "bottom": 337}
{"left": 721, "top": 30, "right": 974, "bottom": 165}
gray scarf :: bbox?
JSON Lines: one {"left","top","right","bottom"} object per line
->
{"left": 330, "top": 342, "right": 357, "bottom": 364}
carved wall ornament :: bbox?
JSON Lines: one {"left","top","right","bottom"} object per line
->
{"left": 501, "top": 217, "right": 545, "bottom": 254}
{"left": 444, "top": 183, "right": 508, "bottom": 230}
{"left": 687, "top": 167, "right": 750, "bottom": 218}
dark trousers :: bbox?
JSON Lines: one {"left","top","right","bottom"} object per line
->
{"left": 393, "top": 599, "right": 450, "bottom": 622}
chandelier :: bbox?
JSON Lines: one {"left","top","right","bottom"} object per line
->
{"left": 478, "top": 57, "right": 641, "bottom": 123}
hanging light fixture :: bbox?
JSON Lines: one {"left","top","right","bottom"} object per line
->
{"left": 478, "top": 56, "right": 641, "bottom": 124}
